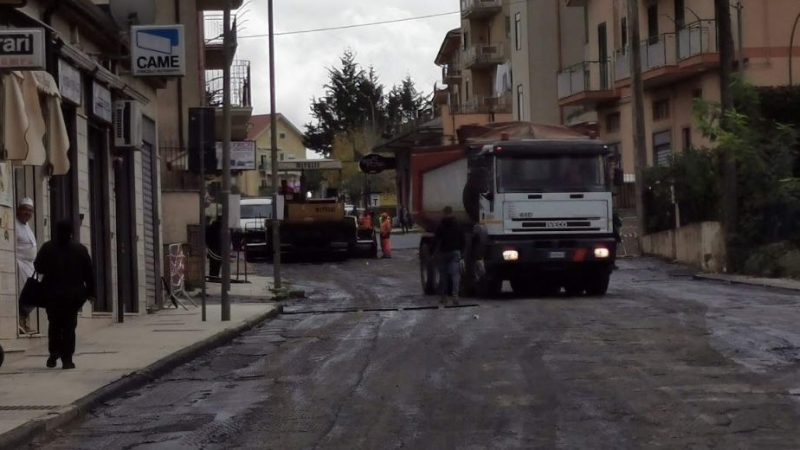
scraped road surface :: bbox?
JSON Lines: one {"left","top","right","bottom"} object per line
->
{"left": 37, "top": 237, "right": 800, "bottom": 449}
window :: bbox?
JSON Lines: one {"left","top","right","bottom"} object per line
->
{"left": 606, "top": 112, "right": 621, "bottom": 133}
{"left": 463, "top": 31, "right": 469, "bottom": 51}
{"left": 653, "top": 130, "right": 672, "bottom": 167}
{"left": 682, "top": 127, "right": 692, "bottom": 150}
{"left": 514, "top": 13, "right": 522, "bottom": 51}
{"left": 675, "top": 0, "right": 685, "bottom": 29}
{"left": 465, "top": 81, "right": 470, "bottom": 102}
{"left": 279, "top": 132, "right": 286, "bottom": 139}
{"left": 279, "top": 153, "right": 285, "bottom": 161}
{"left": 583, "top": 5, "right": 589, "bottom": 43}
{"left": 516, "top": 84, "right": 524, "bottom": 120}
{"left": 692, "top": 88, "right": 703, "bottom": 99}
{"left": 621, "top": 17, "right": 628, "bottom": 49}
{"left": 497, "top": 155, "right": 607, "bottom": 193}
{"left": 647, "top": 4, "right": 658, "bottom": 43}
{"left": 653, "top": 99, "right": 670, "bottom": 121}
{"left": 260, "top": 154, "right": 267, "bottom": 169}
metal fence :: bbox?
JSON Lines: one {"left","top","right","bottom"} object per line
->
{"left": 205, "top": 59, "right": 252, "bottom": 108}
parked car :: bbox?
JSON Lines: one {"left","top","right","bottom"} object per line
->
{"left": 238, "top": 197, "right": 272, "bottom": 260}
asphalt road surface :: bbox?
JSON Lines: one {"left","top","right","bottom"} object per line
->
{"left": 36, "top": 235, "right": 800, "bottom": 449}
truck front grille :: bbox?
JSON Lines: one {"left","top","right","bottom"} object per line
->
{"left": 510, "top": 217, "right": 601, "bottom": 233}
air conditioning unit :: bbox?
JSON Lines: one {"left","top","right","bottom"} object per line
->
{"left": 113, "top": 100, "right": 143, "bottom": 148}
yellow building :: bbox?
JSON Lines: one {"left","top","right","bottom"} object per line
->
{"left": 237, "top": 114, "right": 306, "bottom": 197}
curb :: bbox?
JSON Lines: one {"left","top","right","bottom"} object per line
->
{"left": 0, "top": 306, "right": 283, "bottom": 450}
{"left": 692, "top": 274, "right": 800, "bottom": 293}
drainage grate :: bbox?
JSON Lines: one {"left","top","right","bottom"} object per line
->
{"left": 282, "top": 304, "right": 479, "bottom": 315}
{"left": 0, "top": 405, "right": 61, "bottom": 411}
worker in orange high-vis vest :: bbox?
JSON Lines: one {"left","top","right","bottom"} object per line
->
{"left": 379, "top": 212, "right": 392, "bottom": 258}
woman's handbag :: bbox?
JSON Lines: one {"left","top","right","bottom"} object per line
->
{"left": 19, "top": 272, "right": 47, "bottom": 309}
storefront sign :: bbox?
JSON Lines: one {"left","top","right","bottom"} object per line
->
{"left": 91, "top": 82, "right": 112, "bottom": 123}
{"left": 215, "top": 141, "right": 256, "bottom": 171}
{"left": 131, "top": 25, "right": 186, "bottom": 77}
{"left": 0, "top": 28, "right": 45, "bottom": 70}
{"left": 58, "top": 59, "right": 82, "bottom": 105}
{"left": 359, "top": 153, "right": 395, "bottom": 174}
{"left": 277, "top": 159, "right": 343, "bottom": 171}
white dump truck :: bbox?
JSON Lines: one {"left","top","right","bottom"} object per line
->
{"left": 414, "top": 129, "right": 620, "bottom": 297}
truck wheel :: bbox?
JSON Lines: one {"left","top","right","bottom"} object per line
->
{"left": 585, "top": 270, "right": 610, "bottom": 296}
{"left": 420, "top": 242, "right": 439, "bottom": 295}
{"left": 370, "top": 240, "right": 379, "bottom": 259}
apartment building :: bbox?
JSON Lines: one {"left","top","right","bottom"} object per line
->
{"left": 560, "top": 0, "right": 799, "bottom": 202}
{"left": 237, "top": 114, "right": 306, "bottom": 198}
{"left": 156, "top": 0, "right": 252, "bottom": 289}
{"left": 510, "top": 0, "right": 587, "bottom": 124}
{"left": 434, "top": 0, "right": 514, "bottom": 143}
{"left": 0, "top": 0, "right": 163, "bottom": 339}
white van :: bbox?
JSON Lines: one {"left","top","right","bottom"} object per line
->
{"left": 240, "top": 197, "right": 272, "bottom": 231}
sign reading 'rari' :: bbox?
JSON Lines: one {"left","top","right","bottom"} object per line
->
{"left": 131, "top": 25, "right": 185, "bottom": 77}
{"left": 0, "top": 28, "right": 45, "bottom": 70}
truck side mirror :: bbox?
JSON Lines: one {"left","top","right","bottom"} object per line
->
{"left": 613, "top": 168, "right": 624, "bottom": 186}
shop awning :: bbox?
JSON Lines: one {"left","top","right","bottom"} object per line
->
{"left": 3, "top": 70, "right": 70, "bottom": 175}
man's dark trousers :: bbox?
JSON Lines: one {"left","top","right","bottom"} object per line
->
{"left": 46, "top": 307, "right": 78, "bottom": 363}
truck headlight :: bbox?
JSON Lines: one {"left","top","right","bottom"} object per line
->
{"left": 503, "top": 250, "right": 519, "bottom": 261}
{"left": 594, "top": 247, "right": 610, "bottom": 259}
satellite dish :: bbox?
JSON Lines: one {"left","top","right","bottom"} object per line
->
{"left": 109, "top": 0, "right": 156, "bottom": 27}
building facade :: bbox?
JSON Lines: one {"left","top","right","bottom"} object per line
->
{"left": 560, "top": 0, "right": 800, "bottom": 205}
{"left": 237, "top": 113, "right": 306, "bottom": 198}
{"left": 0, "top": 0, "right": 163, "bottom": 341}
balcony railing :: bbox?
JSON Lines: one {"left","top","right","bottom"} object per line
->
{"left": 679, "top": 20, "right": 718, "bottom": 60}
{"left": 642, "top": 33, "right": 678, "bottom": 71}
{"left": 614, "top": 48, "right": 630, "bottom": 81}
{"left": 461, "top": 0, "right": 502, "bottom": 18}
{"left": 463, "top": 44, "right": 506, "bottom": 69}
{"left": 442, "top": 64, "right": 462, "bottom": 83}
{"left": 204, "top": 14, "right": 238, "bottom": 45}
{"left": 161, "top": 146, "right": 201, "bottom": 191}
{"left": 557, "top": 61, "right": 612, "bottom": 99}
{"left": 205, "top": 60, "right": 252, "bottom": 108}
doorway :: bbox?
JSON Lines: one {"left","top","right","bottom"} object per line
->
{"left": 114, "top": 151, "right": 138, "bottom": 314}
{"left": 88, "top": 125, "right": 112, "bottom": 312}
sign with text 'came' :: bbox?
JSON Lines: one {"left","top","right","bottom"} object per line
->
{"left": 131, "top": 25, "right": 185, "bottom": 77}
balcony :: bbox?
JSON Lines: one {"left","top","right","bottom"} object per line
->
{"left": 205, "top": 60, "right": 253, "bottom": 140}
{"left": 204, "top": 14, "right": 238, "bottom": 70}
{"left": 442, "top": 64, "right": 462, "bottom": 84}
{"left": 614, "top": 21, "right": 719, "bottom": 89}
{"left": 161, "top": 146, "right": 201, "bottom": 191}
{"left": 678, "top": 20, "right": 720, "bottom": 70}
{"left": 557, "top": 61, "right": 618, "bottom": 106}
{"left": 461, "top": 0, "right": 503, "bottom": 20}
{"left": 463, "top": 45, "right": 506, "bottom": 69}
{"left": 450, "top": 94, "right": 510, "bottom": 115}
{"left": 197, "top": 0, "right": 244, "bottom": 11}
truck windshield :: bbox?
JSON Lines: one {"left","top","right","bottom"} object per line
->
{"left": 241, "top": 204, "right": 271, "bottom": 218}
{"left": 496, "top": 155, "right": 606, "bottom": 193}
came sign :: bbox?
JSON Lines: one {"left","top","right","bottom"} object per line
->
{"left": 0, "top": 28, "right": 45, "bottom": 70}
{"left": 131, "top": 25, "right": 185, "bottom": 77}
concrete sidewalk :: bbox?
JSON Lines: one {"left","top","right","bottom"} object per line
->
{"left": 694, "top": 272, "right": 800, "bottom": 292}
{"left": 0, "top": 297, "right": 279, "bottom": 449}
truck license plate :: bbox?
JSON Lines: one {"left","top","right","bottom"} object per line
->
{"left": 549, "top": 251, "right": 566, "bottom": 259}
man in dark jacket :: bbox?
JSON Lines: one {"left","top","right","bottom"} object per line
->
{"left": 34, "top": 220, "right": 94, "bottom": 369}
{"left": 433, "top": 206, "right": 464, "bottom": 305}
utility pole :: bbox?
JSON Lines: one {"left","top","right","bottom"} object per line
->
{"left": 628, "top": 0, "right": 647, "bottom": 239}
{"left": 268, "top": 0, "right": 282, "bottom": 289}
{"left": 735, "top": 1, "right": 744, "bottom": 74}
{"left": 716, "top": 0, "right": 737, "bottom": 271}
{"left": 220, "top": 0, "right": 233, "bottom": 320}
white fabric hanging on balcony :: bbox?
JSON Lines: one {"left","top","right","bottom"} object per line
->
{"left": 494, "top": 63, "right": 511, "bottom": 96}
{"left": 2, "top": 71, "right": 69, "bottom": 174}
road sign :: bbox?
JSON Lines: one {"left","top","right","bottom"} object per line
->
{"left": 131, "top": 25, "right": 185, "bottom": 76}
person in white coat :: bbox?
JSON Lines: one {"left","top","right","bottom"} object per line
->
{"left": 16, "top": 197, "right": 37, "bottom": 334}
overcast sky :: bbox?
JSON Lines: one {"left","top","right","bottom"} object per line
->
{"left": 234, "top": 1, "right": 460, "bottom": 138}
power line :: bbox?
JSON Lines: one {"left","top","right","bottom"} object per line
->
{"left": 238, "top": 11, "right": 459, "bottom": 39}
